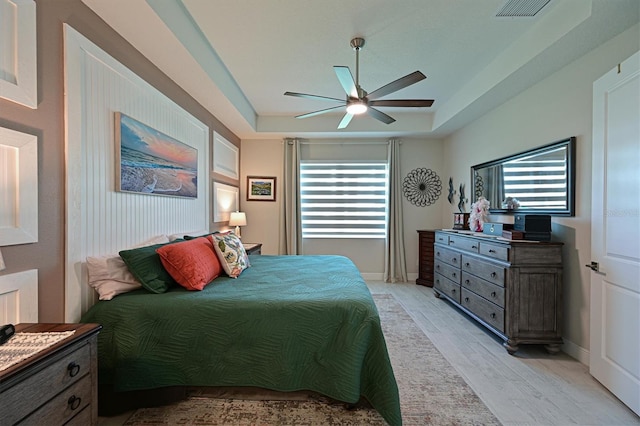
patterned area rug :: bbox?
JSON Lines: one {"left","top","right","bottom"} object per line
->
{"left": 122, "top": 294, "right": 500, "bottom": 425}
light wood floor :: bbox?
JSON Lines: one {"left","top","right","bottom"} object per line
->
{"left": 100, "top": 281, "right": 639, "bottom": 425}
{"left": 369, "top": 281, "right": 639, "bottom": 426}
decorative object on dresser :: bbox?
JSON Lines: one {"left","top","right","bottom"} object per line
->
{"left": 452, "top": 213, "right": 470, "bottom": 230}
{"left": 513, "top": 213, "right": 552, "bottom": 241}
{"left": 243, "top": 242, "right": 262, "bottom": 255}
{"left": 0, "top": 323, "right": 102, "bottom": 425}
{"left": 416, "top": 230, "right": 435, "bottom": 287}
{"left": 433, "top": 230, "right": 563, "bottom": 354}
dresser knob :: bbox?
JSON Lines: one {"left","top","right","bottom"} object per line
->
{"left": 452, "top": 272, "right": 457, "bottom": 278}
{"left": 68, "top": 395, "right": 82, "bottom": 410}
{"left": 67, "top": 362, "right": 80, "bottom": 377}
{"left": 465, "top": 263, "right": 470, "bottom": 267}
{"left": 491, "top": 272, "right": 497, "bottom": 278}
{"left": 491, "top": 291, "right": 496, "bottom": 297}
{"left": 464, "top": 297, "right": 469, "bottom": 302}
{"left": 452, "top": 258, "right": 457, "bottom": 262}
{"left": 490, "top": 313, "right": 496, "bottom": 319}
{"left": 465, "top": 280, "right": 470, "bottom": 284}
{"left": 452, "top": 289, "right": 456, "bottom": 293}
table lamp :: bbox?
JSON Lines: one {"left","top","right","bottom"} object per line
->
{"left": 229, "top": 211, "right": 247, "bottom": 238}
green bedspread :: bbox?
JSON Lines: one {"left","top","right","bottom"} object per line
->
{"left": 81, "top": 255, "right": 401, "bottom": 425}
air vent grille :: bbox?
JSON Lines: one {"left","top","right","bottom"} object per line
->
{"left": 495, "top": 0, "right": 551, "bottom": 17}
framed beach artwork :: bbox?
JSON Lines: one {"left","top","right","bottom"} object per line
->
{"left": 115, "top": 112, "right": 198, "bottom": 198}
{"left": 247, "top": 176, "right": 276, "bottom": 201}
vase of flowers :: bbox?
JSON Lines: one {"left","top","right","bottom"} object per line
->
{"left": 468, "top": 196, "right": 490, "bottom": 232}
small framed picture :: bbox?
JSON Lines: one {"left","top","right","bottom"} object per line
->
{"left": 247, "top": 176, "right": 276, "bottom": 201}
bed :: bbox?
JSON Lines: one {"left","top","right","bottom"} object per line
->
{"left": 81, "top": 254, "right": 401, "bottom": 425}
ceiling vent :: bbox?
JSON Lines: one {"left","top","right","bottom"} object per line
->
{"left": 495, "top": 0, "right": 551, "bottom": 17}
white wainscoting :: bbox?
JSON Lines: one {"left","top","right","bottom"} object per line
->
{"left": 0, "top": 269, "right": 38, "bottom": 324}
{"left": 64, "top": 25, "right": 210, "bottom": 322}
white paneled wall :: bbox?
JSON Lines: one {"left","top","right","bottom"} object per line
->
{"left": 64, "top": 25, "right": 210, "bottom": 321}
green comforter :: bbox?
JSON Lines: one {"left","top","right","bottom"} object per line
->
{"left": 81, "top": 255, "right": 401, "bottom": 425}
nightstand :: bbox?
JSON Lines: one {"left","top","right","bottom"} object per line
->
{"left": 243, "top": 243, "right": 262, "bottom": 255}
{"left": 0, "top": 323, "right": 101, "bottom": 425}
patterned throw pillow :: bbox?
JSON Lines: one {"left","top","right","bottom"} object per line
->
{"left": 210, "top": 233, "right": 250, "bottom": 278}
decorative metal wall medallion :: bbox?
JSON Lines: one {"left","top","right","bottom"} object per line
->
{"left": 403, "top": 168, "right": 442, "bottom": 207}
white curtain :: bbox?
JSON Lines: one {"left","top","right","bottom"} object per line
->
{"left": 279, "top": 138, "right": 302, "bottom": 255}
{"left": 384, "top": 139, "right": 408, "bottom": 282}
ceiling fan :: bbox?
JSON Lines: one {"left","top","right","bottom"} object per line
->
{"left": 284, "top": 37, "right": 434, "bottom": 129}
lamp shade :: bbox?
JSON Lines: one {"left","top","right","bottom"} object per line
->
{"left": 229, "top": 212, "right": 247, "bottom": 227}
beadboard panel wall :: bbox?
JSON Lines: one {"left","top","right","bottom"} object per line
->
{"left": 0, "top": 270, "right": 38, "bottom": 324}
{"left": 64, "top": 25, "right": 210, "bottom": 322}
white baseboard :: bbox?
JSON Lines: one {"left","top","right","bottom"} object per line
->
{"left": 562, "top": 338, "right": 590, "bottom": 365}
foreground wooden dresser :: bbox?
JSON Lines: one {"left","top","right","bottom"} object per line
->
{"left": 0, "top": 323, "right": 101, "bottom": 425}
{"left": 433, "top": 230, "right": 563, "bottom": 354}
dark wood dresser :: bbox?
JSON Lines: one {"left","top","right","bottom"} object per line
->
{"left": 433, "top": 230, "right": 563, "bottom": 354}
{"left": 0, "top": 323, "right": 101, "bottom": 425}
{"left": 416, "top": 230, "right": 435, "bottom": 287}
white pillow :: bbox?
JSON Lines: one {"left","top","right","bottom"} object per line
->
{"left": 86, "top": 234, "right": 170, "bottom": 300}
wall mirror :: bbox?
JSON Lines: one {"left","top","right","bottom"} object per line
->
{"left": 471, "top": 137, "right": 576, "bottom": 216}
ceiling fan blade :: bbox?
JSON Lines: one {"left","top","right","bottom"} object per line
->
{"left": 337, "top": 113, "right": 354, "bottom": 129}
{"left": 369, "top": 99, "right": 434, "bottom": 107}
{"left": 366, "top": 71, "right": 426, "bottom": 101}
{"left": 295, "top": 105, "right": 345, "bottom": 119}
{"left": 334, "top": 66, "right": 358, "bottom": 98}
{"left": 367, "top": 107, "right": 396, "bottom": 125}
{"left": 284, "top": 91, "right": 344, "bottom": 103}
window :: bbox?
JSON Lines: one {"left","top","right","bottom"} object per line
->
{"left": 300, "top": 162, "right": 388, "bottom": 239}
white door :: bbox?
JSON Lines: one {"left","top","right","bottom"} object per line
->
{"left": 590, "top": 50, "right": 640, "bottom": 416}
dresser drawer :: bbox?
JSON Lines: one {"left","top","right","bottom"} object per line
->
{"left": 434, "top": 273, "right": 461, "bottom": 304}
{"left": 1, "top": 342, "right": 91, "bottom": 424}
{"left": 448, "top": 235, "right": 480, "bottom": 253}
{"left": 461, "top": 271, "right": 505, "bottom": 307}
{"left": 434, "top": 259, "right": 461, "bottom": 284}
{"left": 434, "top": 245, "right": 461, "bottom": 268}
{"left": 21, "top": 373, "right": 92, "bottom": 426}
{"left": 461, "top": 289, "right": 505, "bottom": 333}
{"left": 461, "top": 255, "right": 505, "bottom": 286}
{"left": 479, "top": 241, "right": 509, "bottom": 262}
{"left": 435, "top": 232, "right": 449, "bottom": 244}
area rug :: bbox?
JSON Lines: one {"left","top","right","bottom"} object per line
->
{"left": 122, "top": 294, "right": 500, "bottom": 425}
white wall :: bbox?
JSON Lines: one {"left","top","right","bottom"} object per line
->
{"left": 442, "top": 24, "right": 640, "bottom": 361}
{"left": 240, "top": 137, "right": 445, "bottom": 279}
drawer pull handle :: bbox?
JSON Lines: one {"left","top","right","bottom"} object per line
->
{"left": 68, "top": 395, "right": 82, "bottom": 410}
{"left": 491, "top": 272, "right": 497, "bottom": 278}
{"left": 465, "top": 263, "right": 470, "bottom": 267}
{"left": 490, "top": 313, "right": 496, "bottom": 319}
{"left": 451, "top": 289, "right": 456, "bottom": 293}
{"left": 489, "top": 249, "right": 496, "bottom": 253}
{"left": 436, "top": 265, "right": 440, "bottom": 269}
{"left": 464, "top": 297, "right": 469, "bottom": 302}
{"left": 465, "top": 280, "right": 470, "bottom": 284}
{"left": 67, "top": 362, "right": 80, "bottom": 377}
{"left": 491, "top": 291, "right": 496, "bottom": 297}
{"left": 451, "top": 272, "right": 457, "bottom": 277}
{"left": 471, "top": 245, "right": 478, "bottom": 249}
{"left": 450, "top": 240, "right": 455, "bottom": 244}
{"left": 452, "top": 258, "right": 457, "bottom": 262}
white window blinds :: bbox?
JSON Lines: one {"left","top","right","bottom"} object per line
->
{"left": 300, "top": 162, "right": 388, "bottom": 239}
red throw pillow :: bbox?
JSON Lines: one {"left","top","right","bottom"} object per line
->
{"left": 156, "top": 237, "right": 222, "bottom": 290}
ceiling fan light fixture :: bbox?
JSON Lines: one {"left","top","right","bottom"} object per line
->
{"left": 346, "top": 101, "right": 367, "bottom": 115}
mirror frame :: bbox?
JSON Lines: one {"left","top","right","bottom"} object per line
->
{"left": 470, "top": 137, "right": 576, "bottom": 216}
